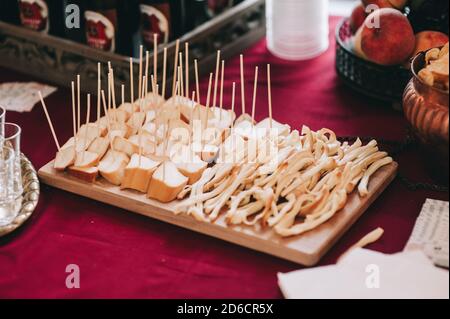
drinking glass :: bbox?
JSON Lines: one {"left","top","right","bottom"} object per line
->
{"left": 266, "top": 0, "right": 329, "bottom": 60}
{"left": 0, "top": 146, "right": 21, "bottom": 226}
{"left": 1, "top": 123, "right": 22, "bottom": 200}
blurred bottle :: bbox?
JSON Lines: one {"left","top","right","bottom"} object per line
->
{"left": 62, "top": 0, "right": 85, "bottom": 44}
{"left": 139, "top": 0, "right": 188, "bottom": 48}
{"left": 84, "top": 0, "right": 137, "bottom": 55}
{"left": 0, "top": 0, "right": 20, "bottom": 25}
{"left": 17, "top": 0, "right": 64, "bottom": 36}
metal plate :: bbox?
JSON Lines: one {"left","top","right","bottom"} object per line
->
{"left": 0, "top": 154, "right": 40, "bottom": 237}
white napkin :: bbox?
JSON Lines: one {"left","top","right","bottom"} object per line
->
{"left": 278, "top": 248, "right": 449, "bottom": 299}
{"left": 0, "top": 82, "right": 57, "bottom": 113}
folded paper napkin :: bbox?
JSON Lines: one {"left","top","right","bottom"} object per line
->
{"left": 0, "top": 82, "right": 57, "bottom": 113}
{"left": 278, "top": 248, "right": 449, "bottom": 299}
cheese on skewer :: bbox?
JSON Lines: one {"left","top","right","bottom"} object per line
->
{"left": 98, "top": 150, "right": 129, "bottom": 185}
{"left": 121, "top": 154, "right": 161, "bottom": 193}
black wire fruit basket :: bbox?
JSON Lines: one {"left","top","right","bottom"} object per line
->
{"left": 335, "top": 19, "right": 412, "bottom": 103}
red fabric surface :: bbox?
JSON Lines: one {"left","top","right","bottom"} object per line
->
{"left": 0, "top": 17, "right": 448, "bottom": 299}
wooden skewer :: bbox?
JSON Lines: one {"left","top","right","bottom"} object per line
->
{"left": 83, "top": 94, "right": 91, "bottom": 159}
{"left": 179, "top": 52, "right": 184, "bottom": 98}
{"left": 194, "top": 59, "right": 200, "bottom": 104}
{"left": 190, "top": 91, "right": 196, "bottom": 131}
{"left": 129, "top": 57, "right": 134, "bottom": 104}
{"left": 185, "top": 42, "right": 189, "bottom": 98}
{"left": 162, "top": 47, "right": 167, "bottom": 99}
{"left": 107, "top": 71, "right": 111, "bottom": 113}
{"left": 71, "top": 81, "right": 77, "bottom": 150}
{"left": 267, "top": 64, "right": 273, "bottom": 129}
{"left": 97, "top": 63, "right": 101, "bottom": 137}
{"left": 121, "top": 84, "right": 125, "bottom": 106}
{"left": 205, "top": 73, "right": 213, "bottom": 130}
{"left": 212, "top": 50, "right": 221, "bottom": 108}
{"left": 77, "top": 74, "right": 81, "bottom": 132}
{"left": 231, "top": 82, "right": 236, "bottom": 132}
{"left": 110, "top": 69, "right": 117, "bottom": 114}
{"left": 172, "top": 40, "right": 180, "bottom": 96}
{"left": 240, "top": 54, "right": 245, "bottom": 115}
{"left": 251, "top": 66, "right": 259, "bottom": 125}
{"left": 139, "top": 76, "right": 146, "bottom": 166}
{"left": 101, "top": 90, "right": 115, "bottom": 154}
{"left": 151, "top": 75, "right": 156, "bottom": 95}
{"left": 153, "top": 33, "right": 158, "bottom": 86}
{"left": 38, "top": 91, "right": 60, "bottom": 151}
{"left": 178, "top": 66, "right": 183, "bottom": 100}
{"left": 138, "top": 45, "right": 143, "bottom": 102}
{"left": 108, "top": 72, "right": 116, "bottom": 123}
{"left": 145, "top": 50, "right": 149, "bottom": 96}
{"left": 219, "top": 60, "right": 225, "bottom": 121}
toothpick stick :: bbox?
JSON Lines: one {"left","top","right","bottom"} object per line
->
{"left": 139, "top": 76, "right": 146, "bottom": 165}
{"left": 110, "top": 69, "right": 117, "bottom": 113}
{"left": 251, "top": 66, "right": 258, "bottom": 124}
{"left": 267, "top": 64, "right": 273, "bottom": 129}
{"left": 97, "top": 63, "right": 101, "bottom": 137}
{"left": 162, "top": 47, "right": 167, "bottom": 99}
{"left": 153, "top": 33, "right": 158, "bottom": 85}
{"left": 77, "top": 74, "right": 81, "bottom": 132}
{"left": 38, "top": 91, "right": 60, "bottom": 151}
{"left": 190, "top": 91, "right": 196, "bottom": 130}
{"left": 130, "top": 57, "right": 134, "bottom": 104}
{"left": 107, "top": 71, "right": 111, "bottom": 113}
{"left": 178, "top": 66, "right": 183, "bottom": 99}
{"left": 231, "top": 82, "right": 236, "bottom": 132}
{"left": 213, "top": 50, "right": 221, "bottom": 108}
{"left": 205, "top": 73, "right": 213, "bottom": 130}
{"left": 83, "top": 94, "right": 91, "bottom": 159}
{"left": 121, "top": 84, "right": 125, "bottom": 106}
{"left": 145, "top": 50, "right": 149, "bottom": 96}
{"left": 240, "top": 54, "right": 245, "bottom": 115}
{"left": 172, "top": 39, "right": 180, "bottom": 96}
{"left": 138, "top": 45, "right": 143, "bottom": 101}
{"left": 179, "top": 52, "right": 184, "bottom": 98}
{"left": 151, "top": 75, "right": 156, "bottom": 95}
{"left": 71, "top": 81, "right": 77, "bottom": 150}
{"left": 194, "top": 59, "right": 200, "bottom": 104}
{"left": 101, "top": 90, "right": 115, "bottom": 153}
{"left": 185, "top": 42, "right": 189, "bottom": 98}
{"left": 219, "top": 60, "right": 225, "bottom": 121}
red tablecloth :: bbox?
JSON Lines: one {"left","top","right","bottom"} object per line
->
{"left": 0, "top": 17, "right": 448, "bottom": 299}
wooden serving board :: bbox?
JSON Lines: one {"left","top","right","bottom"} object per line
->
{"left": 38, "top": 161, "right": 398, "bottom": 266}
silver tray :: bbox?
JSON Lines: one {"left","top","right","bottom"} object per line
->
{"left": 0, "top": 154, "right": 40, "bottom": 237}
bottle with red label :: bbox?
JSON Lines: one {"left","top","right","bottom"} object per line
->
{"left": 138, "top": 0, "right": 186, "bottom": 49}
{"left": 84, "top": 0, "right": 139, "bottom": 56}
{"left": 17, "top": 0, "right": 64, "bottom": 36}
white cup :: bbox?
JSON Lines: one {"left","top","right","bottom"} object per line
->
{"left": 266, "top": 0, "right": 329, "bottom": 60}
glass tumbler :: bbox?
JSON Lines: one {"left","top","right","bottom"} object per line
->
{"left": 1, "top": 123, "right": 22, "bottom": 199}
{"left": 0, "top": 146, "right": 21, "bottom": 226}
{"left": 266, "top": 0, "right": 329, "bottom": 60}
